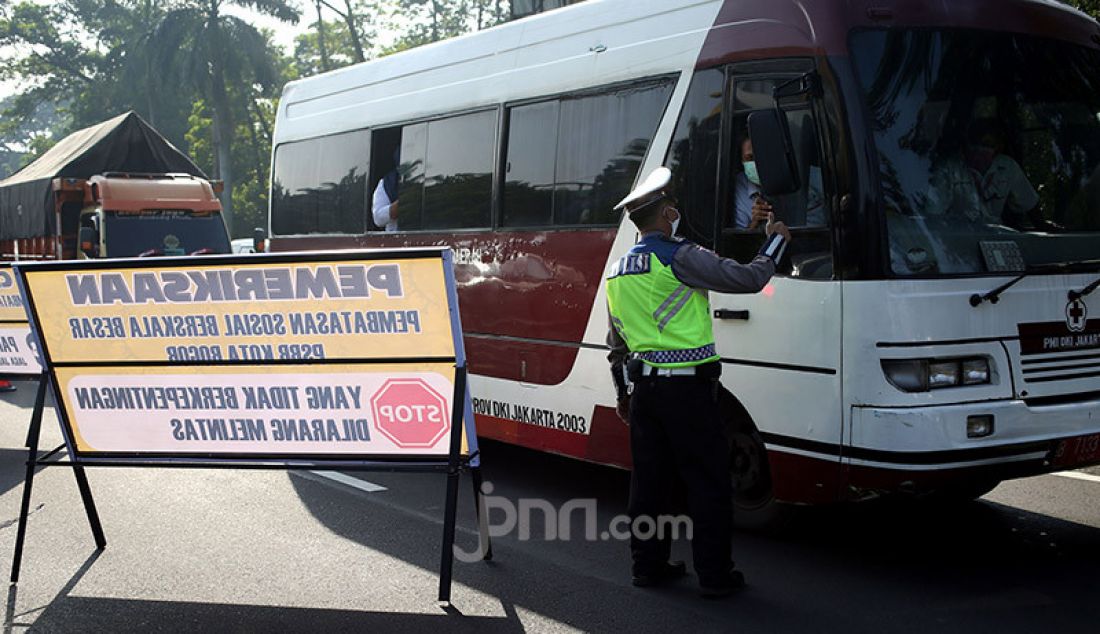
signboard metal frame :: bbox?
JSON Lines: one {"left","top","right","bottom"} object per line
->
{"left": 0, "top": 260, "right": 53, "bottom": 473}
{"left": 0, "top": 262, "right": 45, "bottom": 394}
{"left": 8, "top": 248, "right": 489, "bottom": 604}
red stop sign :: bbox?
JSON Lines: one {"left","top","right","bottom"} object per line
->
{"left": 370, "top": 378, "right": 451, "bottom": 449}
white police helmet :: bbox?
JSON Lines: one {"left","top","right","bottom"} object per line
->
{"left": 614, "top": 167, "right": 672, "bottom": 213}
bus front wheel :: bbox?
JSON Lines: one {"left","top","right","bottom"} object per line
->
{"left": 728, "top": 421, "right": 792, "bottom": 530}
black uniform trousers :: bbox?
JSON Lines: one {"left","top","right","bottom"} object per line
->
{"left": 628, "top": 372, "right": 734, "bottom": 586}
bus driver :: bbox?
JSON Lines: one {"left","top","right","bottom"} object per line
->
{"left": 733, "top": 136, "right": 825, "bottom": 230}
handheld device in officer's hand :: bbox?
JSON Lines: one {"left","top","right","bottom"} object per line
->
{"left": 763, "top": 211, "right": 790, "bottom": 263}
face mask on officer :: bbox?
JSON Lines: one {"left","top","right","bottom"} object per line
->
{"left": 664, "top": 205, "right": 681, "bottom": 237}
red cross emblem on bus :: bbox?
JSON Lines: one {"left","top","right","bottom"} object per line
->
{"left": 1066, "top": 298, "right": 1087, "bottom": 333}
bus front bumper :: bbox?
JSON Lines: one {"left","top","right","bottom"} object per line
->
{"left": 845, "top": 397, "right": 1100, "bottom": 495}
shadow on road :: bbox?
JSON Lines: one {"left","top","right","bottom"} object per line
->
{"left": 8, "top": 434, "right": 1097, "bottom": 632}
{"left": 283, "top": 439, "right": 1100, "bottom": 632}
{"left": 6, "top": 550, "right": 100, "bottom": 634}
{"left": 0, "top": 449, "right": 37, "bottom": 499}
{"left": 27, "top": 597, "right": 515, "bottom": 633}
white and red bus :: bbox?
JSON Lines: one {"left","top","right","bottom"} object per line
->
{"left": 269, "top": 0, "right": 1100, "bottom": 519}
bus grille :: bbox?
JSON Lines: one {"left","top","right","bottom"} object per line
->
{"left": 1021, "top": 352, "right": 1100, "bottom": 385}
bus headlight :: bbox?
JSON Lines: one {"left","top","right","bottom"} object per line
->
{"left": 961, "top": 358, "right": 991, "bottom": 385}
{"left": 927, "top": 360, "right": 960, "bottom": 389}
{"left": 881, "top": 357, "right": 991, "bottom": 392}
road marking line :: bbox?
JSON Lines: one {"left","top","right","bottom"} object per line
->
{"left": 1053, "top": 471, "right": 1100, "bottom": 484}
{"left": 309, "top": 470, "right": 388, "bottom": 492}
{"left": 294, "top": 471, "right": 478, "bottom": 538}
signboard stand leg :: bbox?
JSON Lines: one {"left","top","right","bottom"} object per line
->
{"left": 437, "top": 366, "right": 467, "bottom": 606}
{"left": 10, "top": 375, "right": 47, "bottom": 583}
{"left": 10, "top": 376, "right": 107, "bottom": 584}
{"left": 437, "top": 462, "right": 462, "bottom": 606}
{"left": 24, "top": 374, "right": 47, "bottom": 449}
{"left": 470, "top": 466, "right": 492, "bottom": 561}
{"left": 71, "top": 465, "right": 106, "bottom": 550}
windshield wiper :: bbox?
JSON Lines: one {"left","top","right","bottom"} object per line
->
{"left": 1069, "top": 277, "right": 1100, "bottom": 301}
{"left": 970, "top": 259, "right": 1100, "bottom": 307}
{"left": 969, "top": 273, "right": 1027, "bottom": 307}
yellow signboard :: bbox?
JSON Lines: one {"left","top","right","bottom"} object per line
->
{"left": 10, "top": 250, "right": 484, "bottom": 601}
{"left": 21, "top": 257, "right": 455, "bottom": 364}
{"left": 0, "top": 263, "right": 42, "bottom": 374}
{"left": 15, "top": 249, "right": 475, "bottom": 463}
{"left": 54, "top": 362, "right": 459, "bottom": 457}
{"left": 0, "top": 265, "right": 26, "bottom": 322}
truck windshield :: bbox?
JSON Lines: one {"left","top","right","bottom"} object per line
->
{"left": 851, "top": 28, "right": 1100, "bottom": 277}
{"left": 103, "top": 210, "right": 231, "bottom": 257}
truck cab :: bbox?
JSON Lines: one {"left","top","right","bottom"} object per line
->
{"left": 58, "top": 173, "right": 231, "bottom": 259}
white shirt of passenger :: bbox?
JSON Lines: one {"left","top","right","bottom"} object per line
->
{"left": 372, "top": 180, "right": 397, "bottom": 232}
{"left": 925, "top": 155, "right": 1039, "bottom": 223}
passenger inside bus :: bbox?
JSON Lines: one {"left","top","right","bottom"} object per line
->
{"left": 372, "top": 167, "right": 400, "bottom": 232}
{"left": 732, "top": 135, "right": 825, "bottom": 230}
{"left": 370, "top": 134, "right": 403, "bottom": 232}
{"left": 923, "top": 118, "right": 1043, "bottom": 228}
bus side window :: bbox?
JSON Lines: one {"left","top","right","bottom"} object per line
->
{"left": 422, "top": 110, "right": 495, "bottom": 230}
{"left": 270, "top": 129, "right": 369, "bottom": 236}
{"left": 390, "top": 110, "right": 497, "bottom": 232}
{"left": 397, "top": 122, "right": 427, "bottom": 232}
{"left": 502, "top": 78, "right": 674, "bottom": 229}
{"left": 502, "top": 100, "right": 558, "bottom": 228}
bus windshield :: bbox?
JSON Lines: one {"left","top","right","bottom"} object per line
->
{"left": 103, "top": 210, "right": 230, "bottom": 257}
{"left": 851, "top": 28, "right": 1100, "bottom": 276}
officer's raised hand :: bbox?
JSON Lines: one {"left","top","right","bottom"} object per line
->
{"left": 765, "top": 212, "right": 792, "bottom": 242}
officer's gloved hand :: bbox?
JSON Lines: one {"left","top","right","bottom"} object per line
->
{"left": 765, "top": 213, "right": 792, "bottom": 242}
{"left": 616, "top": 396, "right": 631, "bottom": 423}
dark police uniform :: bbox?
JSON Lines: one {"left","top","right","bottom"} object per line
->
{"left": 606, "top": 167, "right": 786, "bottom": 594}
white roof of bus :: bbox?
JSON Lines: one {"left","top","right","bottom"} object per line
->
{"left": 275, "top": 0, "right": 725, "bottom": 144}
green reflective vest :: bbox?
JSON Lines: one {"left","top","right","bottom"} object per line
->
{"left": 606, "top": 234, "right": 718, "bottom": 368}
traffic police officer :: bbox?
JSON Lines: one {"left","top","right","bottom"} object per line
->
{"left": 605, "top": 167, "right": 790, "bottom": 598}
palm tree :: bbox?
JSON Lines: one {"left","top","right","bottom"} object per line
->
{"left": 154, "top": 0, "right": 300, "bottom": 234}
{"left": 102, "top": 1, "right": 180, "bottom": 130}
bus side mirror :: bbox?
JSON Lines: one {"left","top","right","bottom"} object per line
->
{"left": 748, "top": 110, "right": 801, "bottom": 197}
{"left": 78, "top": 226, "right": 99, "bottom": 258}
{"left": 253, "top": 227, "right": 267, "bottom": 253}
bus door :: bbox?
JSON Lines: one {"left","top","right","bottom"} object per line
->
{"left": 670, "top": 60, "right": 845, "bottom": 504}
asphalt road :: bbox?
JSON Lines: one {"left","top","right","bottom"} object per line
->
{"left": 0, "top": 382, "right": 1097, "bottom": 633}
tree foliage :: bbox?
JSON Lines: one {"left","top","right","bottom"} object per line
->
{"left": 1064, "top": 0, "right": 1100, "bottom": 18}
{"left": 150, "top": 0, "right": 300, "bottom": 233}
{"left": 0, "top": 0, "right": 530, "bottom": 236}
